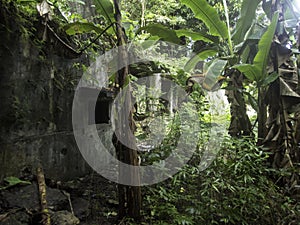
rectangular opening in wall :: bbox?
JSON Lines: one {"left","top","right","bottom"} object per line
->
{"left": 88, "top": 100, "right": 110, "bottom": 124}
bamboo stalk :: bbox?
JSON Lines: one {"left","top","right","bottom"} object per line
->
{"left": 36, "top": 165, "right": 51, "bottom": 225}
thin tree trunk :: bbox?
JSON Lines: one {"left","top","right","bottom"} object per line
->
{"left": 257, "top": 87, "right": 267, "bottom": 145}
{"left": 140, "top": 0, "right": 146, "bottom": 28}
{"left": 113, "top": 0, "right": 141, "bottom": 220}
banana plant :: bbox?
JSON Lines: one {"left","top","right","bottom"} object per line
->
{"left": 62, "top": 0, "right": 116, "bottom": 49}
{"left": 178, "top": 0, "right": 300, "bottom": 189}
{"left": 139, "top": 0, "right": 297, "bottom": 140}
{"left": 177, "top": 0, "right": 261, "bottom": 136}
{"left": 233, "top": 12, "right": 279, "bottom": 85}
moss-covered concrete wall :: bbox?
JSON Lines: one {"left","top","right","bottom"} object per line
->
{"left": 0, "top": 1, "right": 91, "bottom": 181}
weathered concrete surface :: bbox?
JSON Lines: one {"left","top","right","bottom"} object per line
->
{"left": 0, "top": 2, "right": 114, "bottom": 181}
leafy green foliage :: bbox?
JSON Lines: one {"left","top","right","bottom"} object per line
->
{"left": 202, "top": 58, "right": 227, "bottom": 90}
{"left": 184, "top": 49, "right": 218, "bottom": 72}
{"left": 175, "top": 29, "right": 219, "bottom": 43}
{"left": 234, "top": 12, "right": 279, "bottom": 83}
{"left": 232, "top": 0, "right": 261, "bottom": 44}
{"left": 138, "top": 24, "right": 181, "bottom": 44}
{"left": 93, "top": 0, "right": 115, "bottom": 24}
{"left": 63, "top": 22, "right": 103, "bottom": 35}
{"left": 9, "top": 0, "right": 300, "bottom": 224}
{"left": 0, "top": 177, "right": 31, "bottom": 190}
{"left": 142, "top": 137, "right": 300, "bottom": 224}
{"left": 179, "top": 0, "right": 228, "bottom": 39}
{"left": 232, "top": 64, "right": 260, "bottom": 81}
{"left": 253, "top": 12, "right": 279, "bottom": 79}
{"left": 260, "top": 72, "right": 279, "bottom": 86}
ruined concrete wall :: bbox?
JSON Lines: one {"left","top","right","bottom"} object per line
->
{"left": 0, "top": 2, "right": 91, "bottom": 181}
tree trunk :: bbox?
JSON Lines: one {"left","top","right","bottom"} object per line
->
{"left": 113, "top": 0, "right": 141, "bottom": 220}
{"left": 226, "top": 71, "right": 252, "bottom": 137}
{"left": 257, "top": 86, "right": 267, "bottom": 145}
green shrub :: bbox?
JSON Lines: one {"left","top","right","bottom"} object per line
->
{"left": 142, "top": 137, "right": 300, "bottom": 224}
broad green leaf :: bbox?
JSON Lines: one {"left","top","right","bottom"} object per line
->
{"left": 202, "top": 59, "right": 227, "bottom": 90}
{"left": 63, "top": 22, "right": 103, "bottom": 35}
{"left": 235, "top": 13, "right": 279, "bottom": 83}
{"left": 232, "top": 0, "right": 261, "bottom": 44}
{"left": 175, "top": 29, "right": 219, "bottom": 43}
{"left": 138, "top": 24, "right": 181, "bottom": 44}
{"left": 246, "top": 24, "right": 267, "bottom": 40}
{"left": 94, "top": 0, "right": 115, "bottom": 24}
{"left": 233, "top": 64, "right": 260, "bottom": 81}
{"left": 260, "top": 72, "right": 279, "bottom": 86}
{"left": 241, "top": 45, "right": 250, "bottom": 63}
{"left": 179, "top": 0, "right": 228, "bottom": 39}
{"left": 4, "top": 176, "right": 31, "bottom": 185}
{"left": 253, "top": 12, "right": 279, "bottom": 80}
{"left": 0, "top": 177, "right": 31, "bottom": 190}
{"left": 184, "top": 49, "right": 218, "bottom": 72}
{"left": 140, "top": 36, "right": 160, "bottom": 49}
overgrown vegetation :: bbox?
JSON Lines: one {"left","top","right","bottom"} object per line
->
{"left": 143, "top": 137, "right": 300, "bottom": 224}
{"left": 2, "top": 0, "right": 300, "bottom": 224}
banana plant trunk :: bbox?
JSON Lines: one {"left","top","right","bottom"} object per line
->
{"left": 257, "top": 86, "right": 267, "bottom": 145}
{"left": 260, "top": 1, "right": 300, "bottom": 189}
{"left": 226, "top": 71, "right": 252, "bottom": 137}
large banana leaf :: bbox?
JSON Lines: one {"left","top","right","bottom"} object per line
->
{"left": 138, "top": 24, "right": 181, "bottom": 44}
{"left": 202, "top": 59, "right": 227, "bottom": 90}
{"left": 234, "top": 12, "right": 279, "bottom": 82}
{"left": 94, "top": 0, "right": 115, "bottom": 24}
{"left": 232, "top": 64, "right": 260, "bottom": 81}
{"left": 179, "top": 0, "right": 228, "bottom": 39}
{"left": 232, "top": 0, "right": 261, "bottom": 44}
{"left": 184, "top": 49, "right": 218, "bottom": 72}
{"left": 63, "top": 22, "right": 103, "bottom": 35}
{"left": 261, "top": 72, "right": 279, "bottom": 86}
{"left": 253, "top": 12, "right": 279, "bottom": 79}
{"left": 175, "top": 29, "right": 219, "bottom": 43}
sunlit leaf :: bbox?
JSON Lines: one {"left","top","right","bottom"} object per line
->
{"left": 0, "top": 177, "right": 31, "bottom": 190}
{"left": 234, "top": 13, "right": 279, "bottom": 83}
{"left": 233, "top": 64, "right": 260, "bottom": 81}
{"left": 202, "top": 59, "right": 227, "bottom": 90}
{"left": 138, "top": 24, "right": 181, "bottom": 44}
{"left": 140, "top": 36, "right": 160, "bottom": 49}
{"left": 179, "top": 0, "right": 228, "bottom": 39}
{"left": 253, "top": 12, "right": 279, "bottom": 79}
{"left": 63, "top": 22, "right": 103, "bottom": 35}
{"left": 17, "top": 0, "right": 37, "bottom": 3}
{"left": 4, "top": 176, "right": 31, "bottom": 185}
{"left": 232, "top": 0, "right": 261, "bottom": 44}
{"left": 94, "top": 0, "right": 115, "bottom": 23}
{"left": 175, "top": 29, "right": 219, "bottom": 43}
{"left": 184, "top": 49, "right": 218, "bottom": 72}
